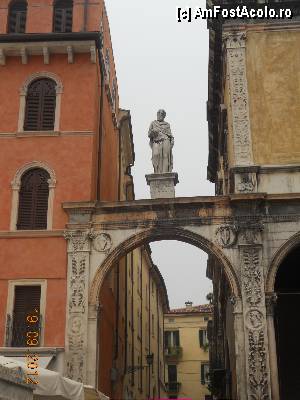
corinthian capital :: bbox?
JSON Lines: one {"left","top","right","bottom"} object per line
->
{"left": 223, "top": 31, "right": 247, "bottom": 49}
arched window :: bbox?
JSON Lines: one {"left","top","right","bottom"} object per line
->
{"left": 53, "top": 0, "right": 73, "bottom": 33}
{"left": 24, "top": 78, "right": 56, "bottom": 131}
{"left": 8, "top": 1, "right": 27, "bottom": 33}
{"left": 17, "top": 168, "right": 50, "bottom": 230}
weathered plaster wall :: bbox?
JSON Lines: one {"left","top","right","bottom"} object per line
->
{"left": 246, "top": 30, "right": 300, "bottom": 166}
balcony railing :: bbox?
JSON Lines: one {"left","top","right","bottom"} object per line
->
{"left": 165, "top": 382, "right": 181, "bottom": 393}
{"left": 164, "top": 346, "right": 183, "bottom": 359}
{"left": 5, "top": 313, "right": 42, "bottom": 347}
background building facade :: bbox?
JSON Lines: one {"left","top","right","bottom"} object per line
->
{"left": 164, "top": 303, "right": 212, "bottom": 400}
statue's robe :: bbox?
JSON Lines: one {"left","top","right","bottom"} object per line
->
{"left": 148, "top": 120, "right": 174, "bottom": 173}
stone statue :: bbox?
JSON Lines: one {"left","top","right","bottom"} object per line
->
{"left": 148, "top": 109, "right": 174, "bottom": 174}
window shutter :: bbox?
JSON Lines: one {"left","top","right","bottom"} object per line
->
{"left": 24, "top": 79, "right": 56, "bottom": 131}
{"left": 199, "top": 329, "right": 204, "bottom": 347}
{"left": 201, "top": 363, "right": 205, "bottom": 384}
{"left": 12, "top": 286, "right": 41, "bottom": 347}
{"left": 17, "top": 168, "right": 50, "bottom": 230}
{"left": 8, "top": 1, "right": 27, "bottom": 33}
{"left": 53, "top": 1, "right": 73, "bottom": 33}
{"left": 53, "top": 7, "right": 63, "bottom": 32}
{"left": 174, "top": 330, "right": 180, "bottom": 346}
{"left": 64, "top": 7, "right": 73, "bottom": 32}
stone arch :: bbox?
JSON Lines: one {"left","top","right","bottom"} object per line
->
{"left": 266, "top": 231, "right": 300, "bottom": 293}
{"left": 20, "top": 71, "right": 63, "bottom": 95}
{"left": 89, "top": 226, "right": 241, "bottom": 305}
{"left": 10, "top": 161, "right": 57, "bottom": 230}
{"left": 12, "top": 160, "right": 56, "bottom": 187}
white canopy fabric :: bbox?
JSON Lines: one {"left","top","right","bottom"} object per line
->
{"left": 7, "top": 356, "right": 54, "bottom": 369}
{"left": 0, "top": 356, "right": 108, "bottom": 400}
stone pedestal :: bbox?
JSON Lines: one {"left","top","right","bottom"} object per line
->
{"left": 145, "top": 172, "right": 179, "bottom": 199}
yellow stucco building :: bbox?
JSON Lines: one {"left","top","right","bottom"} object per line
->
{"left": 164, "top": 303, "right": 213, "bottom": 400}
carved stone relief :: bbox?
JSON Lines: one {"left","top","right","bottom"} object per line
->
{"left": 93, "top": 233, "right": 112, "bottom": 253}
{"left": 64, "top": 230, "right": 93, "bottom": 383}
{"left": 241, "top": 247, "right": 262, "bottom": 307}
{"left": 224, "top": 32, "right": 253, "bottom": 166}
{"left": 240, "top": 245, "right": 271, "bottom": 399}
{"left": 215, "top": 225, "right": 237, "bottom": 248}
{"left": 237, "top": 222, "right": 264, "bottom": 246}
{"left": 69, "top": 255, "right": 87, "bottom": 313}
{"left": 245, "top": 309, "right": 264, "bottom": 330}
{"left": 235, "top": 172, "right": 257, "bottom": 193}
{"left": 248, "top": 329, "right": 270, "bottom": 400}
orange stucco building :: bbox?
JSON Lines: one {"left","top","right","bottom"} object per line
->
{"left": 0, "top": 0, "right": 123, "bottom": 387}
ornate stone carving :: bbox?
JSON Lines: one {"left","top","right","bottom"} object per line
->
{"left": 64, "top": 230, "right": 93, "bottom": 253}
{"left": 245, "top": 309, "right": 264, "bottom": 330}
{"left": 69, "top": 255, "right": 87, "bottom": 313}
{"left": 216, "top": 225, "right": 237, "bottom": 248}
{"left": 237, "top": 222, "right": 264, "bottom": 245}
{"left": 236, "top": 172, "right": 257, "bottom": 193}
{"left": 223, "top": 32, "right": 246, "bottom": 49}
{"left": 64, "top": 229, "right": 94, "bottom": 383}
{"left": 240, "top": 244, "right": 271, "bottom": 399}
{"left": 241, "top": 247, "right": 262, "bottom": 307}
{"left": 67, "top": 314, "right": 85, "bottom": 381}
{"left": 248, "top": 329, "right": 270, "bottom": 400}
{"left": 224, "top": 31, "right": 253, "bottom": 166}
{"left": 93, "top": 233, "right": 112, "bottom": 253}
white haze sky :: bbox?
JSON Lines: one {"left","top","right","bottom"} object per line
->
{"left": 106, "top": 0, "right": 213, "bottom": 308}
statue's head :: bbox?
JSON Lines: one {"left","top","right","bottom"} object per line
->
{"left": 157, "top": 109, "right": 166, "bottom": 122}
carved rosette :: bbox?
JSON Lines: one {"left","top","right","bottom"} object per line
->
{"left": 240, "top": 245, "right": 271, "bottom": 399}
{"left": 64, "top": 229, "right": 93, "bottom": 383}
{"left": 224, "top": 31, "right": 253, "bottom": 166}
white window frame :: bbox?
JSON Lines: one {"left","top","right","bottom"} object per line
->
{"left": 18, "top": 71, "right": 63, "bottom": 133}
{"left": 5, "top": 279, "right": 47, "bottom": 347}
{"left": 10, "top": 161, "right": 57, "bottom": 231}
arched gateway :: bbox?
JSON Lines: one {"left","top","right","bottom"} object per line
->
{"left": 62, "top": 192, "right": 300, "bottom": 400}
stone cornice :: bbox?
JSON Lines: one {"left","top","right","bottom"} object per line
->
{"left": 0, "top": 40, "right": 97, "bottom": 65}
{"left": 0, "top": 347, "right": 64, "bottom": 355}
{"left": 0, "top": 230, "right": 64, "bottom": 238}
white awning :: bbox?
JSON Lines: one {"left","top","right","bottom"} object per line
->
{"left": 0, "top": 356, "right": 109, "bottom": 400}
{"left": 6, "top": 356, "right": 54, "bottom": 369}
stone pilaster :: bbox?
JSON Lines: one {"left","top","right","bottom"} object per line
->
{"left": 239, "top": 241, "right": 272, "bottom": 399}
{"left": 64, "top": 229, "right": 94, "bottom": 383}
{"left": 231, "top": 296, "right": 248, "bottom": 400}
{"left": 224, "top": 31, "right": 254, "bottom": 167}
{"left": 265, "top": 293, "right": 280, "bottom": 400}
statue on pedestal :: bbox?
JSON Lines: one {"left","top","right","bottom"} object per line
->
{"left": 148, "top": 109, "right": 174, "bottom": 174}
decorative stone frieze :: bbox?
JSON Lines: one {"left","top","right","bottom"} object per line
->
{"left": 224, "top": 31, "right": 254, "bottom": 166}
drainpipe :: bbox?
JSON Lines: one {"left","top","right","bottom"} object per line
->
{"left": 96, "top": 34, "right": 104, "bottom": 200}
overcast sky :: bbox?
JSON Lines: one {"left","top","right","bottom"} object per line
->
{"left": 106, "top": 0, "right": 213, "bottom": 308}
